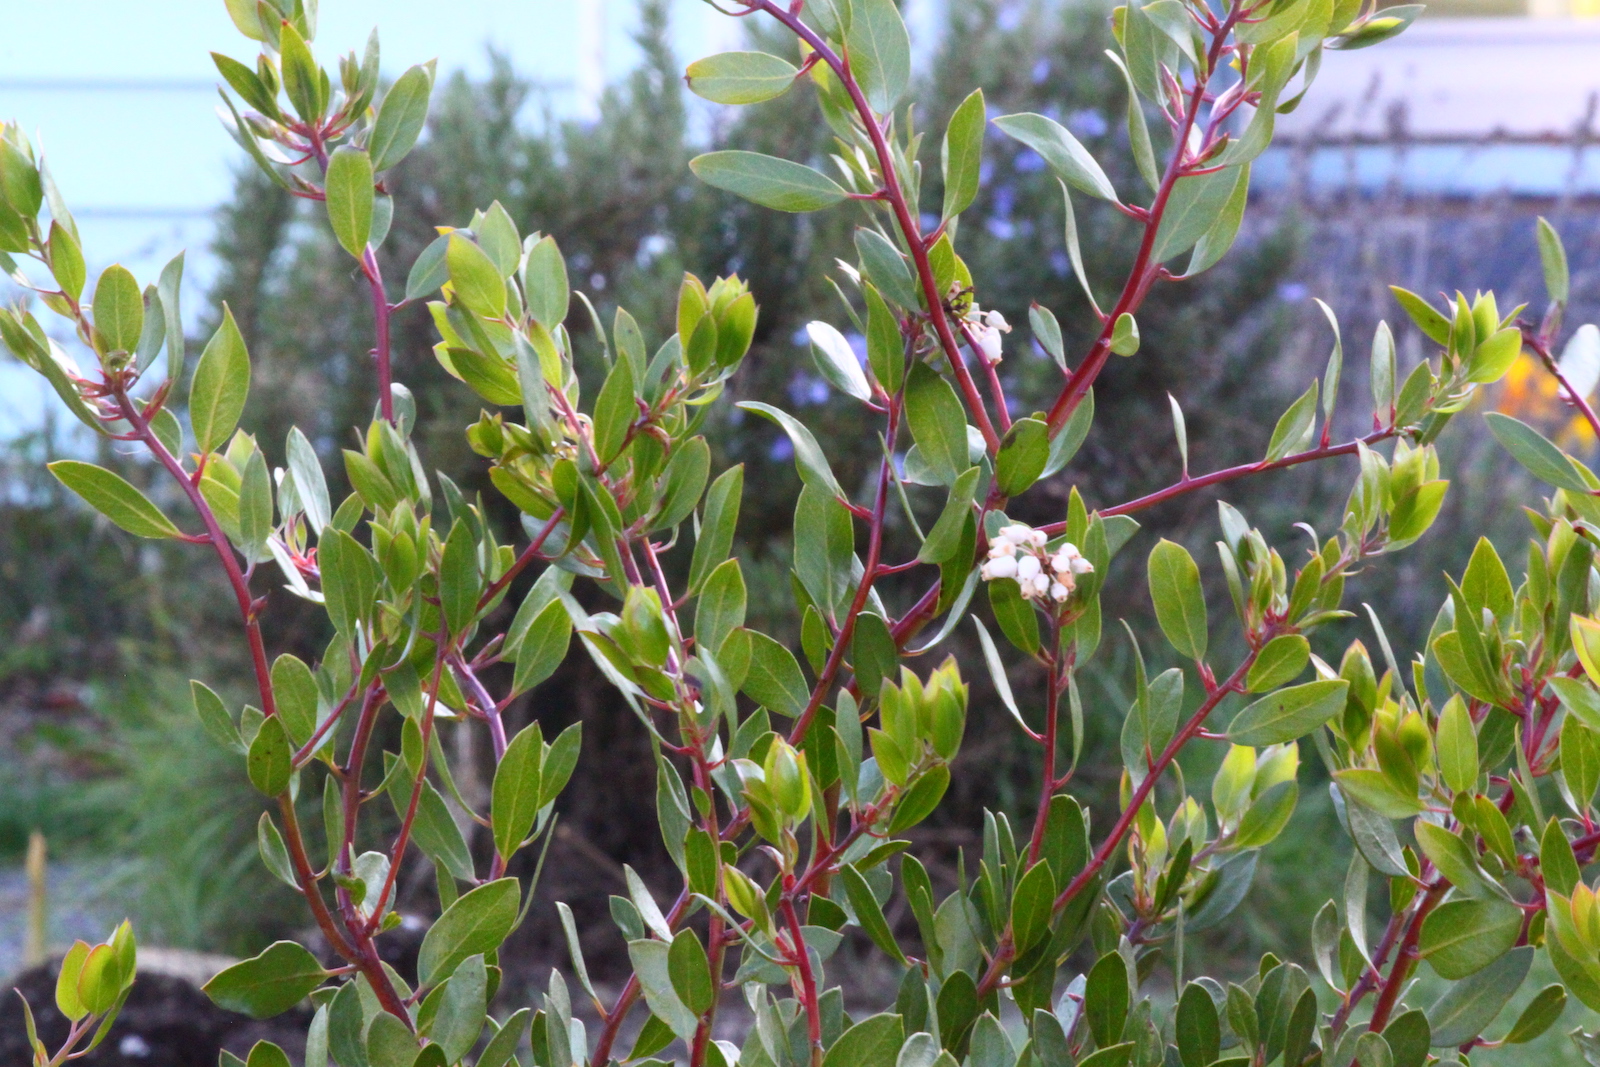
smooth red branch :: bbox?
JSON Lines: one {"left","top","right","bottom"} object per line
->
{"left": 1040, "top": 428, "right": 1399, "bottom": 532}
{"left": 1044, "top": 3, "right": 1243, "bottom": 437}
{"left": 750, "top": 0, "right": 1002, "bottom": 454}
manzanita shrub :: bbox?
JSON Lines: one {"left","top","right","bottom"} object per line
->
{"left": 11, "top": 0, "right": 1600, "bottom": 1065}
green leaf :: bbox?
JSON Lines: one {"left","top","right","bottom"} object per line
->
{"left": 203, "top": 941, "right": 328, "bottom": 1019}
{"left": 1537, "top": 217, "right": 1570, "bottom": 305}
{"left": 807, "top": 320, "right": 872, "bottom": 402}
{"left": 668, "top": 930, "right": 715, "bottom": 1015}
{"left": 840, "top": 863, "right": 907, "bottom": 965}
{"left": 1175, "top": 981, "right": 1220, "bottom": 1067}
{"left": 256, "top": 811, "right": 296, "bottom": 888}
{"left": 1414, "top": 822, "right": 1488, "bottom": 898}
{"left": 1419, "top": 897, "right": 1521, "bottom": 980}
{"left": 1334, "top": 768, "right": 1425, "bottom": 819}
{"left": 319, "top": 528, "right": 378, "bottom": 637}
{"left": 845, "top": 0, "right": 912, "bottom": 114}
{"left": 1110, "top": 312, "right": 1140, "bottom": 356}
{"left": 1010, "top": 859, "right": 1055, "bottom": 952}
{"left": 369, "top": 64, "right": 434, "bottom": 172}
{"left": 418, "top": 878, "right": 522, "bottom": 987}
{"left": 1043, "top": 387, "right": 1095, "bottom": 479}
{"left": 1466, "top": 327, "right": 1522, "bottom": 384}
{"left": 440, "top": 518, "right": 481, "bottom": 636}
{"left": 1435, "top": 695, "right": 1478, "bottom": 795}
{"left": 1462, "top": 536, "right": 1514, "bottom": 618}
{"left": 941, "top": 88, "right": 985, "bottom": 220}
{"left": 865, "top": 284, "right": 903, "bottom": 394}
{"left": 1235, "top": 780, "right": 1298, "bottom": 848}
{"left": 850, "top": 611, "right": 898, "bottom": 701}
{"left": 1389, "top": 286, "right": 1452, "bottom": 346}
{"left": 689, "top": 465, "right": 743, "bottom": 592}
{"left": 239, "top": 449, "right": 273, "bottom": 561}
{"left": 447, "top": 235, "right": 507, "bottom": 319}
{"left": 277, "top": 21, "right": 321, "bottom": 123}
{"left": 324, "top": 146, "right": 374, "bottom": 257}
{"left": 270, "top": 653, "right": 316, "bottom": 747}
{"left": 244, "top": 1040, "right": 293, "bottom": 1067}
{"left": 823, "top": 1013, "right": 904, "bottom": 1067}
{"left": 695, "top": 559, "right": 746, "bottom": 657}
{"left": 1485, "top": 412, "right": 1592, "bottom": 492}
{"left": 1503, "top": 984, "right": 1566, "bottom": 1043}
{"left": 92, "top": 264, "right": 144, "bottom": 353}
{"left": 1246, "top": 635, "right": 1310, "bottom": 692}
{"left": 855, "top": 228, "right": 919, "bottom": 309}
{"left": 523, "top": 235, "right": 569, "bottom": 329}
{"left": 993, "top": 112, "right": 1119, "bottom": 202}
{"left": 1147, "top": 539, "right": 1208, "bottom": 661}
{"left": 742, "top": 630, "right": 810, "bottom": 717}
{"left": 919, "top": 466, "right": 980, "bottom": 564}
{"left": 1153, "top": 167, "right": 1245, "bottom": 262}
{"left": 190, "top": 306, "right": 251, "bottom": 454}
{"left": 431, "top": 955, "right": 488, "bottom": 1063}
{"left": 1265, "top": 381, "right": 1318, "bottom": 462}
{"left": 738, "top": 402, "right": 844, "bottom": 496}
{"left": 49, "top": 461, "right": 180, "bottom": 539}
{"left": 593, "top": 354, "right": 638, "bottom": 463}
{"left": 628, "top": 940, "right": 700, "bottom": 1040}
{"left": 686, "top": 51, "right": 799, "bottom": 105}
{"left": 690, "top": 151, "right": 847, "bottom": 212}
{"left": 192, "top": 679, "right": 242, "bottom": 752}
{"left": 511, "top": 599, "right": 572, "bottom": 696}
{"left": 888, "top": 765, "right": 949, "bottom": 833}
{"left": 987, "top": 577, "right": 1040, "bottom": 655}
{"left": 905, "top": 363, "right": 970, "bottom": 485}
{"left": 995, "top": 418, "right": 1049, "bottom": 497}
{"left": 1085, "top": 951, "right": 1130, "bottom": 1048}
{"left": 1426, "top": 945, "right": 1531, "bottom": 1047}
{"left": 1563, "top": 715, "right": 1600, "bottom": 815}
{"left": 247, "top": 714, "right": 292, "bottom": 796}
{"left": 492, "top": 722, "right": 546, "bottom": 861}
{"left": 1227, "top": 679, "right": 1350, "bottom": 746}
{"left": 540, "top": 723, "right": 582, "bottom": 807}
{"left": 1185, "top": 164, "right": 1252, "bottom": 276}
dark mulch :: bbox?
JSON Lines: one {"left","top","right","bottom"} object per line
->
{"left": 0, "top": 963, "right": 311, "bottom": 1066}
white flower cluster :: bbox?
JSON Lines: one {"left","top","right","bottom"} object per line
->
{"left": 963, "top": 303, "right": 1011, "bottom": 365}
{"left": 979, "top": 523, "right": 1093, "bottom": 603}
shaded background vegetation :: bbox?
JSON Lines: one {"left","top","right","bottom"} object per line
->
{"left": 3, "top": 0, "right": 1597, "bottom": 1013}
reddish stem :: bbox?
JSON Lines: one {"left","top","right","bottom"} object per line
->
{"left": 1026, "top": 640, "right": 1064, "bottom": 864}
{"left": 1368, "top": 883, "right": 1446, "bottom": 1032}
{"left": 975, "top": 646, "right": 1260, "bottom": 1000}
{"left": 751, "top": 0, "right": 1002, "bottom": 454}
{"left": 367, "top": 635, "right": 451, "bottom": 935}
{"left": 1041, "top": 428, "right": 1398, "bottom": 531}
{"left": 1043, "top": 3, "right": 1244, "bottom": 437}
{"left": 781, "top": 895, "right": 823, "bottom": 1056}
